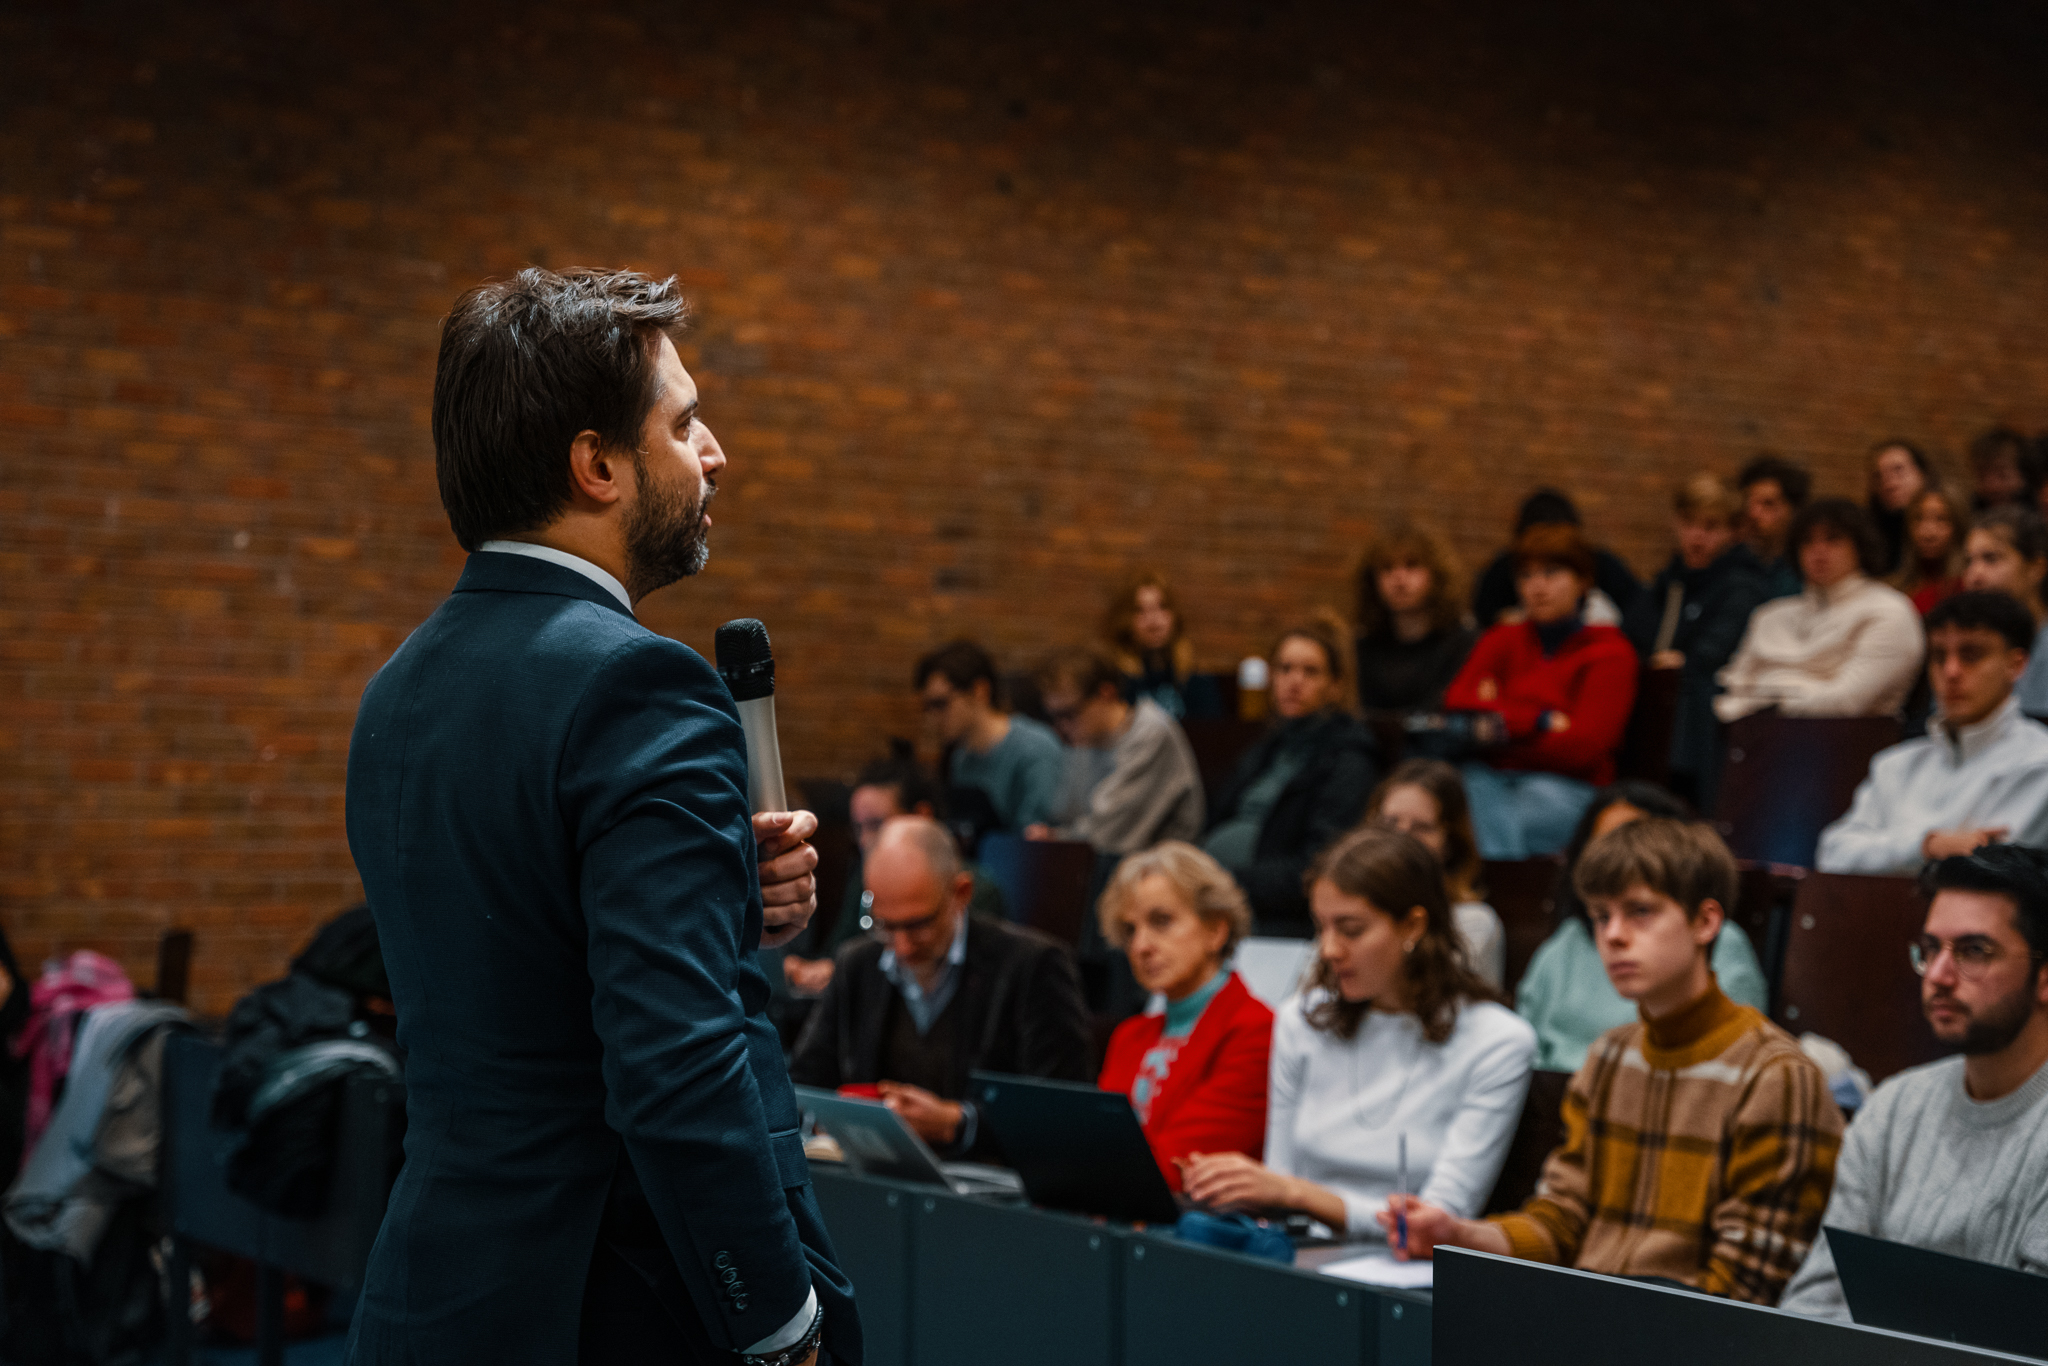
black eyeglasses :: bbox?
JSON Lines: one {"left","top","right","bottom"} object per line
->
{"left": 867, "top": 905, "right": 947, "bottom": 942}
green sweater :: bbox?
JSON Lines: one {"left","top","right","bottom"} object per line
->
{"left": 1514, "top": 918, "right": 1770, "bottom": 1072}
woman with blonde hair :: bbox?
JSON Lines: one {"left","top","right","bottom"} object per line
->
{"left": 1180, "top": 828, "right": 1535, "bottom": 1243}
{"left": 1355, "top": 520, "right": 1479, "bottom": 715}
{"left": 1097, "top": 843, "right": 1274, "bottom": 1188}
{"left": 1202, "top": 610, "right": 1379, "bottom": 933}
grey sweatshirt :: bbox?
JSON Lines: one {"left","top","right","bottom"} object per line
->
{"left": 1052, "top": 697, "right": 1204, "bottom": 855}
{"left": 1778, "top": 1052, "right": 2048, "bottom": 1318}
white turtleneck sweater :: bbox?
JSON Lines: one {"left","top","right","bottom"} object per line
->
{"left": 1714, "top": 574, "right": 1923, "bottom": 722}
{"left": 1816, "top": 695, "right": 2048, "bottom": 874}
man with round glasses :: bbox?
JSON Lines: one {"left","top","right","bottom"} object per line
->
{"left": 1780, "top": 844, "right": 2048, "bottom": 1317}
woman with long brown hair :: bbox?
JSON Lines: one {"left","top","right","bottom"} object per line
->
{"left": 1365, "top": 760, "right": 1506, "bottom": 988}
{"left": 1180, "top": 828, "right": 1535, "bottom": 1243}
{"left": 1890, "top": 483, "right": 1969, "bottom": 615}
{"left": 1354, "top": 520, "right": 1478, "bottom": 715}
{"left": 1200, "top": 611, "right": 1378, "bottom": 933}
{"left": 1105, "top": 571, "right": 1219, "bottom": 720}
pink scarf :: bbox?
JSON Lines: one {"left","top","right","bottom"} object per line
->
{"left": 14, "top": 950, "right": 134, "bottom": 1161}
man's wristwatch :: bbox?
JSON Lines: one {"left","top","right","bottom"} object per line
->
{"left": 738, "top": 1301, "right": 824, "bottom": 1366}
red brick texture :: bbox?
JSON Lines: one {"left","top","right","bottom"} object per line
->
{"left": 5, "top": 1, "right": 2047, "bottom": 1009}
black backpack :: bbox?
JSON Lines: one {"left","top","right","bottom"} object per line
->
{"left": 210, "top": 906, "right": 404, "bottom": 1219}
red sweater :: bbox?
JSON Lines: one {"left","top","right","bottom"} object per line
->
{"left": 1442, "top": 620, "right": 1638, "bottom": 786}
{"left": 1098, "top": 972, "right": 1273, "bottom": 1192}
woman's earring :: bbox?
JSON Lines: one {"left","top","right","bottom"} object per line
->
{"left": 1403, "top": 939, "right": 1417, "bottom": 955}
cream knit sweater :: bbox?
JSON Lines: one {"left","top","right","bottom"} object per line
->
{"left": 1714, "top": 574, "right": 1923, "bottom": 722}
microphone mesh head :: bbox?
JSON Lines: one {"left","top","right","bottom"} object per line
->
{"left": 715, "top": 618, "right": 776, "bottom": 701}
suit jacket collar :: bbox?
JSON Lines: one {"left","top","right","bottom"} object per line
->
{"left": 455, "top": 550, "right": 637, "bottom": 620}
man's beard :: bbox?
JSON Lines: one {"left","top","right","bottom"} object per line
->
{"left": 622, "top": 462, "right": 712, "bottom": 602}
{"left": 1927, "top": 979, "right": 2036, "bottom": 1056}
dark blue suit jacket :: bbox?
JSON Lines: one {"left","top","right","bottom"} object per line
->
{"left": 343, "top": 552, "right": 858, "bottom": 1363}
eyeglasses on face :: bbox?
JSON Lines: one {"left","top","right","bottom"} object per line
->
{"left": 867, "top": 904, "right": 947, "bottom": 942}
{"left": 1909, "top": 934, "right": 2043, "bottom": 980}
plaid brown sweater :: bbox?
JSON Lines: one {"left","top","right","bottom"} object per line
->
{"left": 1490, "top": 981, "right": 1843, "bottom": 1304}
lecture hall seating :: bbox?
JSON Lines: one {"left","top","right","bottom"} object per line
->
{"left": 1713, "top": 713, "right": 1901, "bottom": 868}
{"left": 1775, "top": 871, "right": 1955, "bottom": 1083}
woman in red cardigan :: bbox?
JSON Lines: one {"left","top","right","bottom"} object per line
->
{"left": 1096, "top": 843, "right": 1275, "bottom": 1190}
{"left": 1442, "top": 523, "right": 1638, "bottom": 860}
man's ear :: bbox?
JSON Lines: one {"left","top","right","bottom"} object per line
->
{"left": 950, "top": 871, "right": 976, "bottom": 910}
{"left": 1692, "top": 898, "right": 1727, "bottom": 947}
{"left": 566, "top": 431, "right": 628, "bottom": 507}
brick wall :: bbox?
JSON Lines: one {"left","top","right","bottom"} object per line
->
{"left": 6, "top": 0, "right": 2048, "bottom": 1009}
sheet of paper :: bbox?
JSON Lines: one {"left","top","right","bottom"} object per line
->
{"left": 1317, "top": 1254, "right": 1435, "bottom": 1289}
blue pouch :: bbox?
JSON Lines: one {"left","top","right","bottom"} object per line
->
{"left": 1173, "top": 1210, "right": 1295, "bottom": 1264}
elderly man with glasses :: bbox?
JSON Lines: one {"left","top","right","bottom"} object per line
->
{"left": 786, "top": 817, "right": 1091, "bottom": 1158}
{"left": 1780, "top": 844, "right": 2048, "bottom": 1318}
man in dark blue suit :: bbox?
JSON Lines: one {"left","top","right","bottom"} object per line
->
{"left": 345, "top": 268, "right": 856, "bottom": 1366}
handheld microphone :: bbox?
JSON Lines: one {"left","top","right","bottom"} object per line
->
{"left": 714, "top": 618, "right": 788, "bottom": 814}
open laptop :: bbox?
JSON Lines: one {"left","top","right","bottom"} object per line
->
{"left": 1828, "top": 1226, "right": 2048, "bottom": 1360}
{"left": 969, "top": 1071, "right": 1184, "bottom": 1225}
{"left": 793, "top": 1086, "right": 1021, "bottom": 1198}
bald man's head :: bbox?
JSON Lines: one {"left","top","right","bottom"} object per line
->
{"left": 864, "top": 816, "right": 973, "bottom": 971}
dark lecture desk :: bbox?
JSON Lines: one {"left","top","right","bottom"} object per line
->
{"left": 810, "top": 1165, "right": 1430, "bottom": 1366}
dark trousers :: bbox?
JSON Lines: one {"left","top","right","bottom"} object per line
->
{"left": 580, "top": 1237, "right": 722, "bottom": 1366}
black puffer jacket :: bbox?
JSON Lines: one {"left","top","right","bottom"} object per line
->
{"left": 212, "top": 905, "right": 402, "bottom": 1217}
{"left": 1203, "top": 710, "right": 1380, "bottom": 934}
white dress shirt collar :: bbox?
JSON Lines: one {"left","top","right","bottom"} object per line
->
{"left": 477, "top": 540, "right": 632, "bottom": 615}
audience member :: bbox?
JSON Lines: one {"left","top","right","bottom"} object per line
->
{"left": 1779, "top": 845, "right": 2048, "bottom": 1318}
{"left": 1354, "top": 521, "right": 1479, "bottom": 714}
{"left": 1960, "top": 506, "right": 2048, "bottom": 714}
{"left": 1624, "top": 473, "right": 1775, "bottom": 806}
{"left": 787, "top": 817, "right": 1091, "bottom": 1158}
{"left": 1364, "top": 760, "right": 1507, "bottom": 987}
{"left": 1815, "top": 592, "right": 2048, "bottom": 874}
{"left": 1968, "top": 424, "right": 2041, "bottom": 513}
{"left": 780, "top": 755, "right": 1005, "bottom": 998}
{"left": 1737, "top": 453, "right": 1812, "bottom": 600}
{"left": 1890, "top": 483, "right": 1968, "bottom": 615}
{"left": 1516, "top": 784, "right": 1771, "bottom": 1072}
{"left": 1386, "top": 819, "right": 1842, "bottom": 1303}
{"left": 916, "top": 639, "right": 1065, "bottom": 833}
{"left": 1106, "top": 572, "right": 1220, "bottom": 720}
{"left": 1471, "top": 488, "right": 1643, "bottom": 628}
{"left": 1030, "top": 648, "right": 1204, "bottom": 854}
{"left": 1201, "top": 613, "right": 1379, "bottom": 933}
{"left": 1866, "top": 439, "right": 1933, "bottom": 574}
{"left": 1715, "top": 499, "right": 1924, "bottom": 721}
{"left": 1180, "top": 829, "right": 1534, "bottom": 1242}
{"left": 1096, "top": 844, "right": 1274, "bottom": 1190}
{"left": 1443, "top": 524, "right": 1639, "bottom": 859}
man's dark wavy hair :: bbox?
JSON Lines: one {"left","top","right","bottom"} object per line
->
{"left": 1920, "top": 845, "right": 2048, "bottom": 961}
{"left": 433, "top": 267, "right": 688, "bottom": 552}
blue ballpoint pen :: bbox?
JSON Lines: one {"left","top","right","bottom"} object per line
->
{"left": 1395, "top": 1132, "right": 1409, "bottom": 1254}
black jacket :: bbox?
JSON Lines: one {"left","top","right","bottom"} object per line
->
{"left": 1623, "top": 544, "right": 1775, "bottom": 784}
{"left": 787, "top": 915, "right": 1091, "bottom": 1160}
{"left": 1356, "top": 624, "right": 1481, "bottom": 713}
{"left": 1202, "top": 710, "right": 1380, "bottom": 934}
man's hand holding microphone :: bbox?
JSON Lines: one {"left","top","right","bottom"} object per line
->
{"left": 719, "top": 619, "right": 821, "bottom": 949}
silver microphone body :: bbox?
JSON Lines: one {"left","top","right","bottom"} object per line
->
{"left": 734, "top": 694, "right": 788, "bottom": 815}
